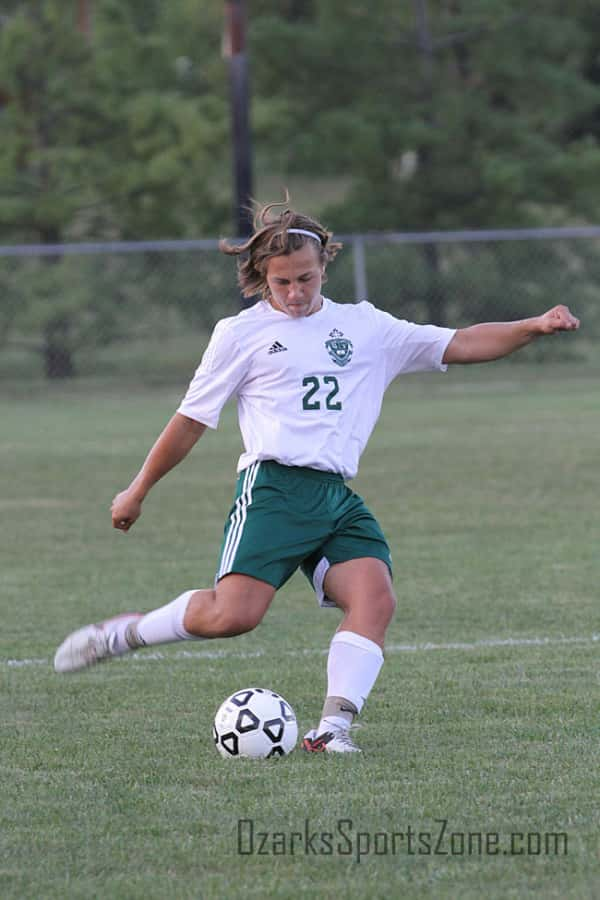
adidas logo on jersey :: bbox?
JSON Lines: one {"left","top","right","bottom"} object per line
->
{"left": 268, "top": 341, "right": 288, "bottom": 354}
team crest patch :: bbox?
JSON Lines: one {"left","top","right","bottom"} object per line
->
{"left": 325, "top": 328, "right": 353, "bottom": 367}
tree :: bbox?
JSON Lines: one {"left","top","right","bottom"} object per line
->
{"left": 92, "top": 0, "right": 231, "bottom": 239}
{"left": 247, "top": 0, "right": 600, "bottom": 321}
{"left": 0, "top": 0, "right": 230, "bottom": 375}
{"left": 250, "top": 0, "right": 600, "bottom": 226}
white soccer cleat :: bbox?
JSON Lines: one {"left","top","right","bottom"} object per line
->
{"left": 301, "top": 726, "right": 362, "bottom": 754}
{"left": 53, "top": 613, "right": 142, "bottom": 673}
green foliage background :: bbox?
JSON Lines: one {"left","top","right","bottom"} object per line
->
{"left": 4, "top": 1, "right": 600, "bottom": 241}
{"left": 1, "top": 0, "right": 599, "bottom": 375}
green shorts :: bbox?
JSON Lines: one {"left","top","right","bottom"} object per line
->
{"left": 215, "top": 460, "right": 392, "bottom": 607}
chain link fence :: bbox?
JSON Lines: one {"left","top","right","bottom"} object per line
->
{"left": 1, "top": 228, "right": 598, "bottom": 380}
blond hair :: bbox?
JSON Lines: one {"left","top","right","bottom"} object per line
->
{"left": 220, "top": 199, "right": 342, "bottom": 299}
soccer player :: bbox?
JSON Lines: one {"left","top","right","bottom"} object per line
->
{"left": 53, "top": 201, "right": 580, "bottom": 753}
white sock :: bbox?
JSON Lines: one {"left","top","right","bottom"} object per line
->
{"left": 318, "top": 630, "right": 384, "bottom": 734}
{"left": 133, "top": 590, "right": 204, "bottom": 647}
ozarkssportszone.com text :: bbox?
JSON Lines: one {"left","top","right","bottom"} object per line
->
{"left": 237, "top": 819, "right": 567, "bottom": 862}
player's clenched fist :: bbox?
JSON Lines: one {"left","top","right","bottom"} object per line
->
{"left": 111, "top": 489, "right": 143, "bottom": 531}
{"left": 537, "top": 304, "right": 580, "bottom": 334}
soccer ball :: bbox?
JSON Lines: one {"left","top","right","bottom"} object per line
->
{"left": 213, "top": 687, "right": 298, "bottom": 759}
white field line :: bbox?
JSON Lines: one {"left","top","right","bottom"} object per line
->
{"left": 3, "top": 633, "right": 600, "bottom": 669}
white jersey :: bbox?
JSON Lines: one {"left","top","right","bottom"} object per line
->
{"left": 178, "top": 298, "right": 455, "bottom": 479}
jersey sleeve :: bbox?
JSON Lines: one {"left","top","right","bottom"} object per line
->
{"left": 368, "top": 304, "right": 456, "bottom": 384}
{"left": 177, "top": 318, "right": 251, "bottom": 429}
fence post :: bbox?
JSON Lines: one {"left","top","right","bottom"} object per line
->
{"left": 352, "top": 236, "right": 368, "bottom": 301}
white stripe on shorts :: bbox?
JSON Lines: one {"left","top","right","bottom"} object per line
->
{"left": 217, "top": 462, "right": 260, "bottom": 580}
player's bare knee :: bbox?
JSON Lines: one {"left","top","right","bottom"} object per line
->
{"left": 211, "top": 604, "right": 264, "bottom": 637}
{"left": 212, "top": 575, "right": 274, "bottom": 636}
{"left": 387, "top": 589, "right": 398, "bottom": 618}
{"left": 182, "top": 588, "right": 217, "bottom": 635}
{"left": 374, "top": 587, "right": 397, "bottom": 627}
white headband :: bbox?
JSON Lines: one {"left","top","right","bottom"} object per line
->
{"left": 287, "top": 228, "right": 322, "bottom": 243}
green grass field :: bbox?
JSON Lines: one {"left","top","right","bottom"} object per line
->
{"left": 2, "top": 362, "right": 599, "bottom": 899}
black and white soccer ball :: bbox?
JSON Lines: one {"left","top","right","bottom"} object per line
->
{"left": 213, "top": 687, "right": 298, "bottom": 759}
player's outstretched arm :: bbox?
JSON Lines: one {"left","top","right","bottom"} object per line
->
{"left": 111, "top": 413, "right": 207, "bottom": 532}
{"left": 442, "top": 304, "right": 580, "bottom": 365}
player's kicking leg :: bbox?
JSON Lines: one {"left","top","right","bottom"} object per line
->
{"left": 53, "top": 612, "right": 143, "bottom": 673}
{"left": 53, "top": 576, "right": 275, "bottom": 673}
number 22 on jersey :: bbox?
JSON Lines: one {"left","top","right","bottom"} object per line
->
{"left": 301, "top": 375, "right": 342, "bottom": 411}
